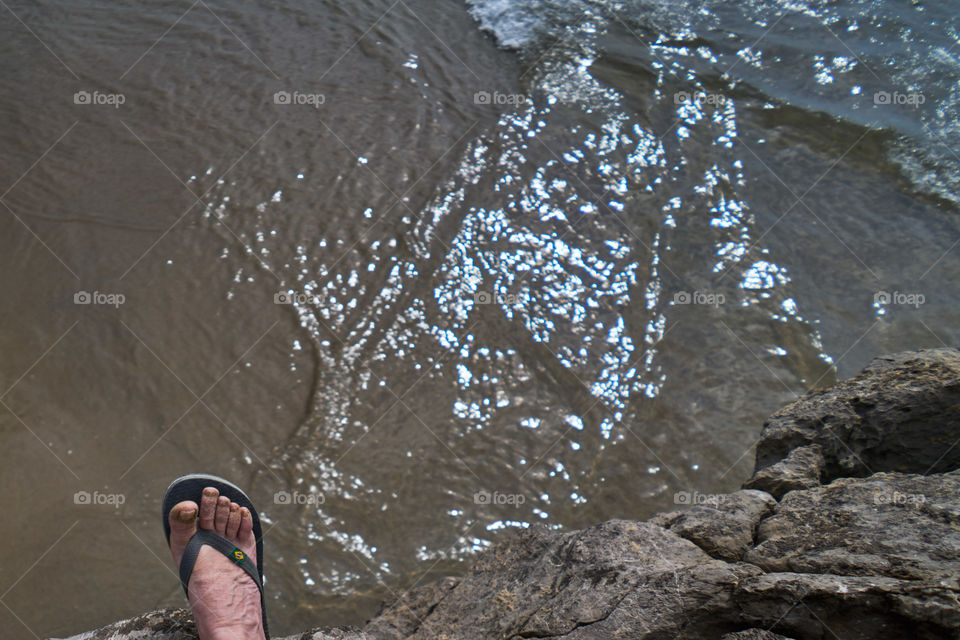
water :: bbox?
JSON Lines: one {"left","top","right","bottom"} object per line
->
{"left": 1, "top": 0, "right": 958, "bottom": 637}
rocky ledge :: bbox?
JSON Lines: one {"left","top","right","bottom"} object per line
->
{"left": 54, "top": 348, "right": 960, "bottom": 640}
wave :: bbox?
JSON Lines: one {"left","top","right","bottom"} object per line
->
{"left": 467, "top": 0, "right": 960, "bottom": 205}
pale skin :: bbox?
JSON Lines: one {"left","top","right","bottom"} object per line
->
{"left": 167, "top": 487, "right": 266, "bottom": 640}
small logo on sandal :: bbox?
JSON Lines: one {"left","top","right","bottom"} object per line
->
{"left": 231, "top": 548, "right": 245, "bottom": 562}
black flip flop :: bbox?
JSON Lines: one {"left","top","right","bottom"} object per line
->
{"left": 162, "top": 473, "right": 269, "bottom": 639}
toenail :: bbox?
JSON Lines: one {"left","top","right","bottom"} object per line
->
{"left": 177, "top": 508, "right": 197, "bottom": 522}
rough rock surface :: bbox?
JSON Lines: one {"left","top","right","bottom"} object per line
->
{"left": 52, "top": 349, "right": 960, "bottom": 640}
{"left": 742, "top": 444, "right": 824, "bottom": 499}
{"left": 750, "top": 348, "right": 960, "bottom": 481}
{"left": 746, "top": 470, "right": 960, "bottom": 580}
{"left": 368, "top": 520, "right": 764, "bottom": 640}
{"left": 720, "top": 631, "right": 795, "bottom": 640}
{"left": 53, "top": 608, "right": 369, "bottom": 640}
{"left": 649, "top": 489, "right": 776, "bottom": 561}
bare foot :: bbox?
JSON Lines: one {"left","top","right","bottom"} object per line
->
{"left": 167, "top": 487, "right": 265, "bottom": 640}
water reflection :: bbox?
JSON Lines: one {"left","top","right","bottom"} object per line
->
{"left": 197, "top": 1, "right": 843, "bottom": 606}
{"left": 182, "top": 0, "right": 960, "bottom": 628}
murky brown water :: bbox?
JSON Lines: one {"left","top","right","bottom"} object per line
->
{"left": 1, "top": 0, "right": 958, "bottom": 638}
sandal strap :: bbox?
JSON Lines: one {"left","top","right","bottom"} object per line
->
{"left": 178, "top": 529, "right": 263, "bottom": 598}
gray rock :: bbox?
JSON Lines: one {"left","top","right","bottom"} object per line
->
{"left": 743, "top": 444, "right": 825, "bottom": 498}
{"left": 734, "top": 572, "right": 960, "bottom": 639}
{"left": 50, "top": 350, "right": 960, "bottom": 640}
{"left": 49, "top": 608, "right": 370, "bottom": 640}
{"left": 720, "top": 630, "right": 796, "bottom": 640}
{"left": 368, "top": 519, "right": 762, "bottom": 639}
{"left": 749, "top": 347, "right": 960, "bottom": 481}
{"left": 745, "top": 470, "right": 960, "bottom": 579}
{"left": 650, "top": 489, "right": 776, "bottom": 561}
{"left": 49, "top": 608, "right": 197, "bottom": 640}
{"left": 363, "top": 577, "right": 459, "bottom": 639}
